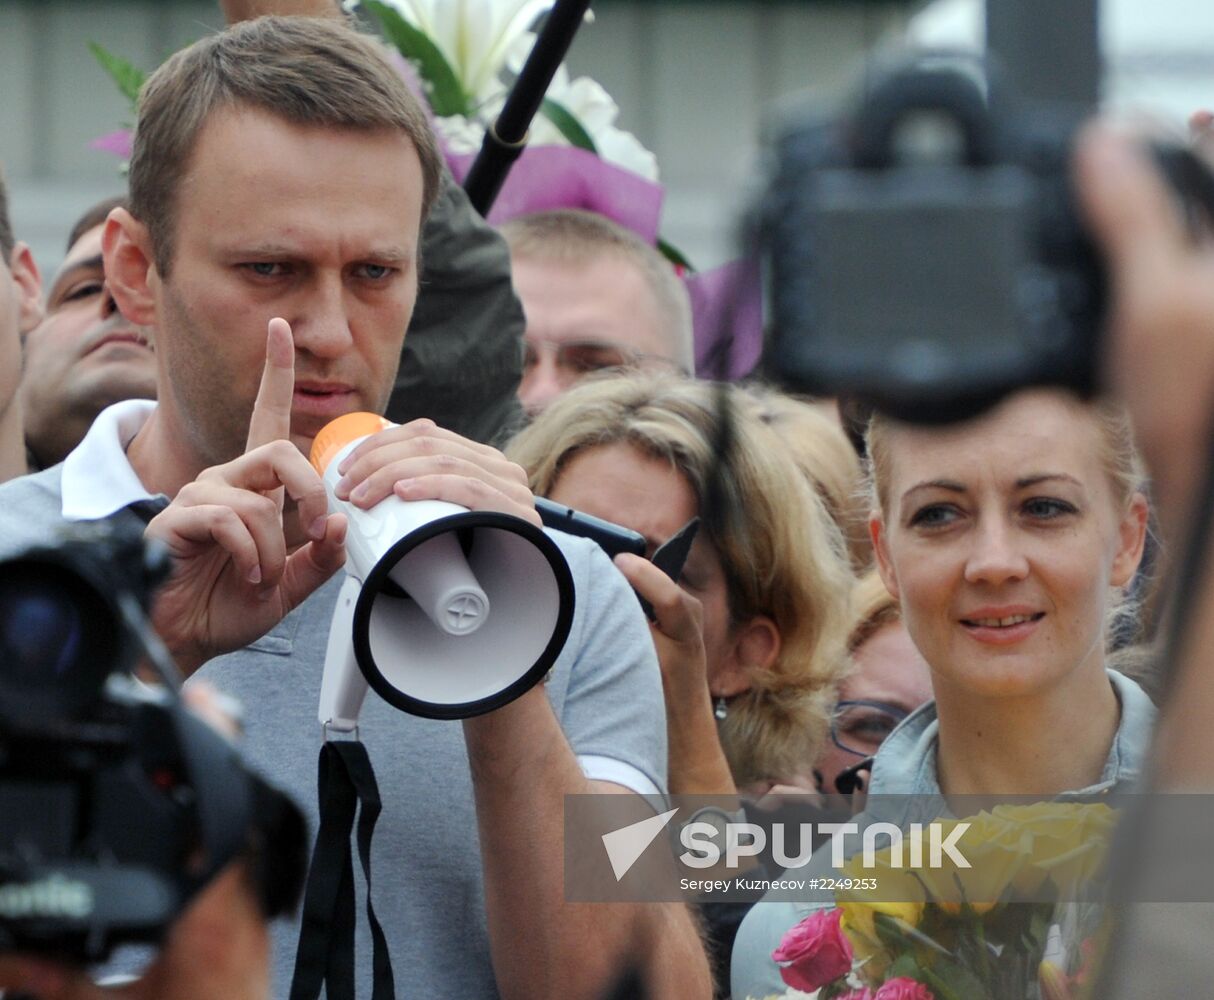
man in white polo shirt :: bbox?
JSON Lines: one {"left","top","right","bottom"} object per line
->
{"left": 0, "top": 14, "right": 708, "bottom": 999}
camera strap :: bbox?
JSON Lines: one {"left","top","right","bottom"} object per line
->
{"left": 289, "top": 740, "right": 395, "bottom": 1000}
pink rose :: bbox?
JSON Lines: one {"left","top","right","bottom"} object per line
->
{"left": 771, "top": 908, "right": 853, "bottom": 992}
{"left": 874, "top": 977, "right": 934, "bottom": 1000}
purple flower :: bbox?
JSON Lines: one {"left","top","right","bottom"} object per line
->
{"left": 90, "top": 129, "right": 133, "bottom": 160}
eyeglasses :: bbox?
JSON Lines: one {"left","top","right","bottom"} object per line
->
{"left": 521, "top": 336, "right": 680, "bottom": 381}
{"left": 829, "top": 700, "right": 909, "bottom": 757}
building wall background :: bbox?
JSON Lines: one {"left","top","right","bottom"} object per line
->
{"left": 0, "top": 0, "right": 911, "bottom": 274}
{"left": 2, "top": 0, "right": 1209, "bottom": 276}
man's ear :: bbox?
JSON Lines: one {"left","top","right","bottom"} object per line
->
{"left": 8, "top": 242, "right": 42, "bottom": 338}
{"left": 711, "top": 615, "right": 780, "bottom": 699}
{"left": 102, "top": 208, "right": 159, "bottom": 327}
{"left": 871, "top": 512, "right": 900, "bottom": 601}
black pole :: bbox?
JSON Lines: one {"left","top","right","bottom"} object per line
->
{"left": 463, "top": 0, "right": 593, "bottom": 216}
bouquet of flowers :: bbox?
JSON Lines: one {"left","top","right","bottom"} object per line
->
{"left": 348, "top": 0, "right": 673, "bottom": 241}
{"left": 350, "top": 0, "right": 762, "bottom": 375}
{"left": 352, "top": 0, "right": 658, "bottom": 179}
{"left": 765, "top": 803, "right": 1116, "bottom": 1000}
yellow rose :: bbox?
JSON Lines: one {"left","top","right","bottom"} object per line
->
{"left": 907, "top": 804, "right": 1118, "bottom": 911}
{"left": 834, "top": 849, "right": 926, "bottom": 982}
{"left": 836, "top": 855, "right": 915, "bottom": 970}
{"left": 838, "top": 847, "right": 927, "bottom": 926}
{"left": 987, "top": 801, "right": 1117, "bottom": 843}
{"left": 873, "top": 814, "right": 1019, "bottom": 915}
{"left": 936, "top": 814, "right": 1022, "bottom": 913}
{"left": 838, "top": 904, "right": 886, "bottom": 982}
{"left": 986, "top": 803, "right": 1118, "bottom": 898}
{"left": 838, "top": 898, "right": 925, "bottom": 983}
{"left": 837, "top": 897, "right": 926, "bottom": 942}
{"left": 831, "top": 806, "right": 1114, "bottom": 921}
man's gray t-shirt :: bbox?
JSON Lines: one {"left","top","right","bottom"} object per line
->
{"left": 0, "top": 446, "right": 667, "bottom": 997}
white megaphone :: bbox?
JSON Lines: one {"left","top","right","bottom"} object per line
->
{"left": 310, "top": 413, "right": 575, "bottom": 729}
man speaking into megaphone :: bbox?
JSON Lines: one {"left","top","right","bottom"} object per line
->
{"left": 0, "top": 15, "right": 709, "bottom": 999}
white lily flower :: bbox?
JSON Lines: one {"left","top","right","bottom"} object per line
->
{"left": 357, "top": 1, "right": 658, "bottom": 181}
{"left": 535, "top": 67, "right": 660, "bottom": 181}
{"left": 576, "top": 120, "right": 660, "bottom": 182}
{"left": 435, "top": 112, "right": 497, "bottom": 153}
{"left": 366, "top": 0, "right": 555, "bottom": 103}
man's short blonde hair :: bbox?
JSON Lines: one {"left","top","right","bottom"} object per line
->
{"left": 500, "top": 209, "right": 695, "bottom": 372}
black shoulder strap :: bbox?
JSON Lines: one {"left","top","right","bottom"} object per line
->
{"left": 289, "top": 740, "right": 395, "bottom": 1000}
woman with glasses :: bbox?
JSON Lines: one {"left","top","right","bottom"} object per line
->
{"left": 815, "top": 570, "right": 934, "bottom": 809}
{"left": 732, "top": 389, "right": 1157, "bottom": 997}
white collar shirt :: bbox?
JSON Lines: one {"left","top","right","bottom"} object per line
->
{"left": 60, "top": 399, "right": 161, "bottom": 519}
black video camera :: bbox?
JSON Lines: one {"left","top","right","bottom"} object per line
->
{"left": 760, "top": 58, "right": 1214, "bottom": 425}
{"left": 0, "top": 518, "right": 304, "bottom": 963}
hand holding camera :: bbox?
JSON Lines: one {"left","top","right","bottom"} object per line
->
{"left": 761, "top": 59, "right": 1214, "bottom": 428}
{"left": 1076, "top": 126, "right": 1214, "bottom": 531}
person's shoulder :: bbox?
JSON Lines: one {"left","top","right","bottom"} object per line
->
{"left": 542, "top": 527, "right": 666, "bottom": 793}
{"left": 543, "top": 527, "right": 641, "bottom": 609}
{"left": 732, "top": 895, "right": 827, "bottom": 1000}
{"left": 0, "top": 463, "right": 64, "bottom": 500}
{"left": 0, "top": 466, "right": 69, "bottom": 557}
{"left": 543, "top": 526, "right": 604, "bottom": 571}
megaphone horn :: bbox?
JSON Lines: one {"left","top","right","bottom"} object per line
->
{"left": 310, "top": 413, "right": 575, "bottom": 726}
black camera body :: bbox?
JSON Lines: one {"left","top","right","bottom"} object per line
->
{"left": 0, "top": 681, "right": 255, "bottom": 960}
{"left": 761, "top": 61, "right": 1214, "bottom": 425}
{"left": 0, "top": 518, "right": 302, "bottom": 962}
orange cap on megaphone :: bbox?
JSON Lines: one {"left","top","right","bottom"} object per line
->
{"left": 310, "top": 412, "right": 393, "bottom": 475}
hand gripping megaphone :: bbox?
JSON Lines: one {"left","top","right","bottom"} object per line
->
{"left": 309, "top": 413, "right": 575, "bottom": 727}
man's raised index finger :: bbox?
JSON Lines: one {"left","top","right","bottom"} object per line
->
{"left": 246, "top": 317, "right": 296, "bottom": 452}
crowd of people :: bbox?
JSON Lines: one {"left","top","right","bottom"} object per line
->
{"left": 0, "top": 1, "right": 1212, "bottom": 998}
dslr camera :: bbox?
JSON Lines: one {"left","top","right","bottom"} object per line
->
{"left": 0, "top": 518, "right": 304, "bottom": 962}
{"left": 760, "top": 57, "right": 1214, "bottom": 425}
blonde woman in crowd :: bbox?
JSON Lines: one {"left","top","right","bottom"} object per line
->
{"left": 743, "top": 386, "right": 872, "bottom": 571}
{"left": 508, "top": 374, "right": 854, "bottom": 798}
{"left": 732, "top": 389, "right": 1156, "bottom": 996}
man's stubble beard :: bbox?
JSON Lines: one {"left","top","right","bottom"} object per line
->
{"left": 159, "top": 281, "right": 259, "bottom": 471}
